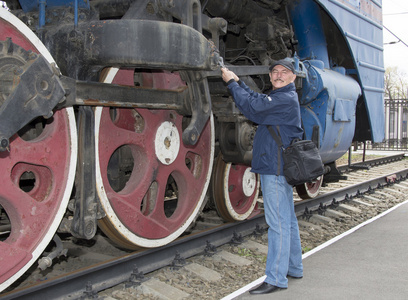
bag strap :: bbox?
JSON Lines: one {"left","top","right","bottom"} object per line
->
{"left": 267, "top": 125, "right": 283, "bottom": 176}
{"left": 267, "top": 125, "right": 283, "bottom": 148}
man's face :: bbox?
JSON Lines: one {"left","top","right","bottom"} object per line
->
{"left": 270, "top": 65, "right": 296, "bottom": 90}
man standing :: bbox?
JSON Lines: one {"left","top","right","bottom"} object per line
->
{"left": 221, "top": 59, "right": 304, "bottom": 294}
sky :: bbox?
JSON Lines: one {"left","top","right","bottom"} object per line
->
{"left": 383, "top": 0, "right": 408, "bottom": 75}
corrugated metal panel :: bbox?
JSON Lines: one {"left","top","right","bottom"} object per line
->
{"left": 317, "top": 0, "right": 385, "bottom": 142}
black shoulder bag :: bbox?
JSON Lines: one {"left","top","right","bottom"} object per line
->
{"left": 267, "top": 125, "right": 324, "bottom": 186}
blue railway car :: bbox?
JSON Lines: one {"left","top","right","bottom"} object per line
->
{"left": 0, "top": 0, "right": 384, "bottom": 291}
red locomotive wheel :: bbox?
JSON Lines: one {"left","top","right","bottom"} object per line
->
{"left": 211, "top": 155, "right": 260, "bottom": 222}
{"left": 96, "top": 68, "right": 214, "bottom": 249}
{"left": 0, "top": 10, "right": 77, "bottom": 292}
{"left": 295, "top": 175, "right": 323, "bottom": 199}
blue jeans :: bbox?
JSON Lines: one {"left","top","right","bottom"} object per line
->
{"left": 261, "top": 174, "right": 303, "bottom": 288}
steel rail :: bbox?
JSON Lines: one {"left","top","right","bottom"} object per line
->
{"left": 295, "top": 167, "right": 408, "bottom": 216}
{"left": 0, "top": 215, "right": 267, "bottom": 300}
{"left": 1, "top": 154, "right": 407, "bottom": 299}
{"left": 337, "top": 153, "right": 405, "bottom": 172}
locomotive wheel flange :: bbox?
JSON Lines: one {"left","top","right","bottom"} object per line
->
{"left": 95, "top": 68, "right": 214, "bottom": 249}
{"left": 0, "top": 9, "right": 77, "bottom": 292}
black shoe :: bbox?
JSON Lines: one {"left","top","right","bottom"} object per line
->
{"left": 249, "top": 282, "right": 282, "bottom": 295}
{"left": 287, "top": 274, "right": 303, "bottom": 279}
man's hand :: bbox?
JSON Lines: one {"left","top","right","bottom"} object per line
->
{"left": 221, "top": 68, "right": 239, "bottom": 83}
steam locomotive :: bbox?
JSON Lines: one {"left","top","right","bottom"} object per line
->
{"left": 0, "top": 0, "right": 384, "bottom": 291}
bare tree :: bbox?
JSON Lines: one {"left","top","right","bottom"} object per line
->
{"left": 384, "top": 67, "right": 408, "bottom": 100}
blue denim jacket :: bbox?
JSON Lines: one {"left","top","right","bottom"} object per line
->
{"left": 227, "top": 81, "right": 303, "bottom": 175}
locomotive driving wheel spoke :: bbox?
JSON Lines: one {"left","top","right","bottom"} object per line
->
{"left": 211, "top": 155, "right": 260, "bottom": 222}
{"left": 0, "top": 10, "right": 77, "bottom": 292}
{"left": 96, "top": 68, "right": 214, "bottom": 249}
{"left": 0, "top": 174, "right": 44, "bottom": 220}
{"left": 0, "top": 110, "right": 76, "bottom": 291}
{"left": 0, "top": 179, "right": 53, "bottom": 284}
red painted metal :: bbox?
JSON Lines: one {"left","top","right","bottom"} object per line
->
{"left": 0, "top": 15, "right": 74, "bottom": 288}
{"left": 98, "top": 69, "right": 212, "bottom": 239}
{"left": 0, "top": 110, "right": 72, "bottom": 284}
{"left": 227, "top": 164, "right": 258, "bottom": 215}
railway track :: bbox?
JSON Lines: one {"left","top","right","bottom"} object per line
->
{"left": 1, "top": 153, "right": 407, "bottom": 300}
